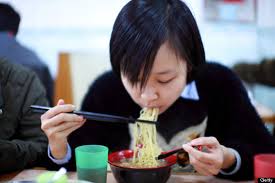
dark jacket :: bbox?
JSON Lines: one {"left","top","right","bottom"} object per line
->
{"left": 0, "top": 32, "right": 54, "bottom": 105}
{"left": 57, "top": 63, "right": 275, "bottom": 180}
{"left": 0, "top": 59, "right": 48, "bottom": 173}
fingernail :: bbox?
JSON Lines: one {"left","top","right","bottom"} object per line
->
{"left": 197, "top": 145, "right": 203, "bottom": 151}
{"left": 182, "top": 144, "right": 188, "bottom": 149}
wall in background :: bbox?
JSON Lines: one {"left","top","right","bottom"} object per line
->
{"left": 1, "top": 0, "right": 275, "bottom": 78}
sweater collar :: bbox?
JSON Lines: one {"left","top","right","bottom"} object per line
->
{"left": 181, "top": 81, "right": 199, "bottom": 100}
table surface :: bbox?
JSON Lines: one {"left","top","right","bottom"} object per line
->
{"left": 0, "top": 169, "right": 253, "bottom": 183}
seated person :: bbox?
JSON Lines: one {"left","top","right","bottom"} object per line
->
{"left": 0, "top": 3, "right": 54, "bottom": 105}
{"left": 233, "top": 58, "right": 275, "bottom": 130}
{"left": 0, "top": 58, "right": 48, "bottom": 173}
{"left": 233, "top": 58, "right": 275, "bottom": 87}
{"left": 41, "top": 0, "right": 275, "bottom": 180}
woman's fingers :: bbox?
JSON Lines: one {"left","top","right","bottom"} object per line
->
{"left": 51, "top": 122, "right": 86, "bottom": 141}
{"left": 46, "top": 119, "right": 86, "bottom": 142}
{"left": 191, "top": 158, "right": 220, "bottom": 175}
{"left": 193, "top": 166, "right": 211, "bottom": 176}
{"left": 42, "top": 113, "right": 83, "bottom": 130}
{"left": 48, "top": 121, "right": 84, "bottom": 136}
{"left": 57, "top": 99, "right": 65, "bottom": 105}
{"left": 41, "top": 104, "right": 76, "bottom": 120}
{"left": 182, "top": 144, "right": 216, "bottom": 164}
{"left": 188, "top": 151, "right": 221, "bottom": 175}
{"left": 189, "top": 136, "right": 219, "bottom": 147}
{"left": 182, "top": 137, "right": 225, "bottom": 175}
{"left": 192, "top": 161, "right": 219, "bottom": 175}
{"left": 62, "top": 122, "right": 85, "bottom": 136}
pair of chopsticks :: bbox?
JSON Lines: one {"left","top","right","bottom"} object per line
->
{"left": 30, "top": 105, "right": 157, "bottom": 124}
{"left": 156, "top": 145, "right": 202, "bottom": 160}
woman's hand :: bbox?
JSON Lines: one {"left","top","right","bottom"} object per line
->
{"left": 41, "top": 99, "right": 86, "bottom": 159}
{"left": 182, "top": 137, "right": 236, "bottom": 176}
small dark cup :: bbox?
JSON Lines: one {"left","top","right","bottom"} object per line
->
{"left": 108, "top": 150, "right": 177, "bottom": 183}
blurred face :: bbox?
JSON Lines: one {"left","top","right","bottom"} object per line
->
{"left": 121, "top": 42, "right": 187, "bottom": 114}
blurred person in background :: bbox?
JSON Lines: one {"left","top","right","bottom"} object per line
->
{"left": 233, "top": 58, "right": 275, "bottom": 87}
{"left": 0, "top": 58, "right": 48, "bottom": 173}
{"left": 0, "top": 3, "right": 54, "bottom": 105}
{"left": 233, "top": 58, "right": 275, "bottom": 134}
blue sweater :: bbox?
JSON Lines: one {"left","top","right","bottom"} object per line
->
{"left": 65, "top": 63, "right": 275, "bottom": 180}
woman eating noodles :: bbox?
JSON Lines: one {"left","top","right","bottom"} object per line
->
{"left": 41, "top": 0, "right": 275, "bottom": 180}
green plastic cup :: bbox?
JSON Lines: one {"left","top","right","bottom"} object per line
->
{"left": 75, "top": 145, "right": 108, "bottom": 183}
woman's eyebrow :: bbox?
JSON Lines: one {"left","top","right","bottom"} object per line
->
{"left": 153, "top": 70, "right": 176, "bottom": 75}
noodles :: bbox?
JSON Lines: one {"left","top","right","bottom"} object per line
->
{"left": 131, "top": 108, "right": 161, "bottom": 168}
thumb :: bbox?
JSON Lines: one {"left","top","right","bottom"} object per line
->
{"left": 182, "top": 143, "right": 193, "bottom": 153}
{"left": 57, "top": 99, "right": 65, "bottom": 106}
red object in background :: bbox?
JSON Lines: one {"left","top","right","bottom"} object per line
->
{"left": 223, "top": 0, "right": 243, "bottom": 3}
{"left": 254, "top": 154, "right": 275, "bottom": 179}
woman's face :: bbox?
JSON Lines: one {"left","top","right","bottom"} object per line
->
{"left": 121, "top": 42, "right": 187, "bottom": 114}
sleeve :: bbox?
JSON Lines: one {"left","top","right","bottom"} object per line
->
{"left": 48, "top": 144, "right": 72, "bottom": 164}
{"left": 219, "top": 148, "right": 241, "bottom": 175}
{"left": 0, "top": 72, "right": 49, "bottom": 173}
{"left": 208, "top": 64, "right": 275, "bottom": 180}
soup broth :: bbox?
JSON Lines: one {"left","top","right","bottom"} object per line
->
{"left": 115, "top": 158, "right": 167, "bottom": 168}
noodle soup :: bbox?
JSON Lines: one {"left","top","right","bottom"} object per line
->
{"left": 108, "top": 149, "right": 177, "bottom": 183}
{"left": 108, "top": 109, "right": 176, "bottom": 182}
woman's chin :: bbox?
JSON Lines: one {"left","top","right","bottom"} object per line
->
{"left": 158, "top": 106, "right": 167, "bottom": 115}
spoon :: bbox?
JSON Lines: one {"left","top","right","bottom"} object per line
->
{"left": 48, "top": 167, "right": 67, "bottom": 183}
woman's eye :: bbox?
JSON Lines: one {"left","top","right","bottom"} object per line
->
{"left": 158, "top": 78, "right": 173, "bottom": 84}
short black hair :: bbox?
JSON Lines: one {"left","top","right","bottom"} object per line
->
{"left": 0, "top": 3, "right": 20, "bottom": 35}
{"left": 110, "top": 0, "right": 205, "bottom": 89}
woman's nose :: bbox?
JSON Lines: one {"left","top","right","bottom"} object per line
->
{"left": 140, "top": 86, "right": 158, "bottom": 105}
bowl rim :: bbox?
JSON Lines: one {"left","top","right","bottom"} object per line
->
{"left": 108, "top": 149, "right": 177, "bottom": 170}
